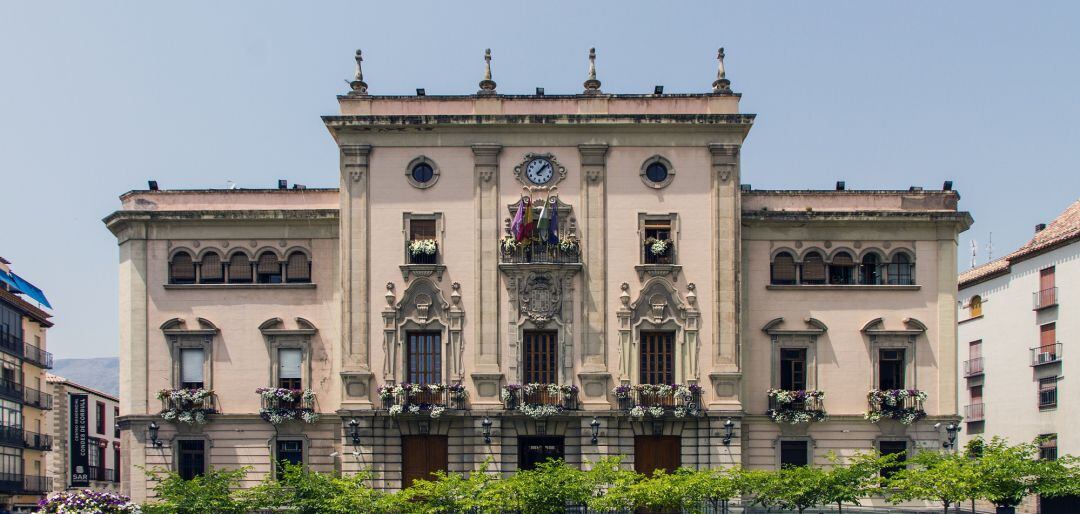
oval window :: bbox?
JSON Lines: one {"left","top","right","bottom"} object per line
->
{"left": 411, "top": 163, "right": 435, "bottom": 184}
{"left": 645, "top": 162, "right": 669, "bottom": 183}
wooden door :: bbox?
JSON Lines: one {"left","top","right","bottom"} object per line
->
{"left": 634, "top": 436, "right": 680, "bottom": 476}
{"left": 1041, "top": 323, "right": 1056, "bottom": 353}
{"left": 401, "top": 435, "right": 448, "bottom": 488}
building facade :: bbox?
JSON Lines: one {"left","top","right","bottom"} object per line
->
{"left": 958, "top": 199, "right": 1080, "bottom": 514}
{"left": 105, "top": 50, "right": 971, "bottom": 504}
{"left": 44, "top": 375, "right": 122, "bottom": 493}
{"left": 0, "top": 258, "right": 55, "bottom": 511}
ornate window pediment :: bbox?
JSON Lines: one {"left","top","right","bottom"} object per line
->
{"left": 161, "top": 318, "right": 219, "bottom": 390}
{"left": 382, "top": 279, "right": 464, "bottom": 383}
{"left": 616, "top": 279, "right": 700, "bottom": 384}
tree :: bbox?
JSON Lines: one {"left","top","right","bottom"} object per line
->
{"left": 481, "top": 459, "right": 594, "bottom": 514}
{"left": 390, "top": 463, "right": 496, "bottom": 514}
{"left": 820, "top": 452, "right": 895, "bottom": 513}
{"left": 974, "top": 436, "right": 1080, "bottom": 510}
{"left": 887, "top": 450, "right": 980, "bottom": 514}
{"left": 143, "top": 467, "right": 253, "bottom": 514}
{"left": 772, "top": 465, "right": 829, "bottom": 514}
{"left": 582, "top": 457, "right": 644, "bottom": 513}
{"left": 247, "top": 462, "right": 385, "bottom": 514}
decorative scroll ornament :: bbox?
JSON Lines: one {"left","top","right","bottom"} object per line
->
{"left": 520, "top": 272, "right": 562, "bottom": 326}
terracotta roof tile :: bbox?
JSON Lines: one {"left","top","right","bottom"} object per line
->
{"left": 960, "top": 199, "right": 1080, "bottom": 288}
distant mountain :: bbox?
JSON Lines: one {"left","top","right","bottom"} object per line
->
{"left": 50, "top": 357, "right": 119, "bottom": 397}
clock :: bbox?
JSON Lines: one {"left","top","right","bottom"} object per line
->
{"left": 513, "top": 153, "right": 566, "bottom": 188}
{"left": 525, "top": 157, "right": 555, "bottom": 185}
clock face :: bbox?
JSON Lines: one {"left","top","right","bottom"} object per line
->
{"left": 525, "top": 157, "right": 555, "bottom": 185}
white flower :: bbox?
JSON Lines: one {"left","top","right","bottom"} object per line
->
{"left": 430, "top": 406, "right": 445, "bottom": 419}
{"left": 409, "top": 404, "right": 421, "bottom": 414}
{"left": 301, "top": 411, "right": 320, "bottom": 424}
{"left": 648, "top": 406, "right": 665, "bottom": 418}
{"left": 673, "top": 407, "right": 687, "bottom": 418}
{"left": 629, "top": 406, "right": 645, "bottom": 418}
{"left": 408, "top": 239, "right": 438, "bottom": 256}
{"left": 389, "top": 405, "right": 403, "bottom": 416}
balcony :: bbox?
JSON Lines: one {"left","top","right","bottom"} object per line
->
{"left": 23, "top": 430, "right": 52, "bottom": 451}
{"left": 0, "top": 473, "right": 21, "bottom": 494}
{"left": 502, "top": 384, "right": 579, "bottom": 418}
{"left": 964, "top": 403, "right": 985, "bottom": 422}
{"left": 0, "top": 425, "right": 22, "bottom": 448}
{"left": 257, "top": 388, "right": 318, "bottom": 425}
{"left": 0, "top": 379, "right": 22, "bottom": 403}
{"left": 400, "top": 241, "right": 445, "bottom": 281}
{"left": 23, "top": 342, "right": 53, "bottom": 369}
{"left": 380, "top": 384, "right": 467, "bottom": 417}
{"left": 22, "top": 475, "right": 52, "bottom": 493}
{"left": 866, "top": 389, "right": 928, "bottom": 424}
{"left": 0, "top": 332, "right": 22, "bottom": 358}
{"left": 87, "top": 465, "right": 115, "bottom": 483}
{"left": 1030, "top": 343, "right": 1062, "bottom": 366}
{"left": 615, "top": 384, "right": 702, "bottom": 418}
{"left": 1033, "top": 287, "right": 1058, "bottom": 310}
{"left": 499, "top": 241, "right": 581, "bottom": 265}
{"left": 767, "top": 390, "right": 827, "bottom": 424}
{"left": 963, "top": 357, "right": 985, "bottom": 377}
{"left": 23, "top": 386, "right": 53, "bottom": 410}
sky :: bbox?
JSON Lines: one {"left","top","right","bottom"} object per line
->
{"left": 1, "top": 1, "right": 1077, "bottom": 359}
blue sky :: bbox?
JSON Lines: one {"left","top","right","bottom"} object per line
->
{"left": 1, "top": 1, "right": 1077, "bottom": 358}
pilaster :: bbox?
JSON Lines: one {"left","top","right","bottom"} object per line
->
{"left": 709, "top": 143, "right": 742, "bottom": 409}
{"left": 471, "top": 144, "right": 503, "bottom": 380}
{"left": 340, "top": 145, "right": 373, "bottom": 406}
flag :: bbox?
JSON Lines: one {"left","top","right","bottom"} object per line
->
{"left": 522, "top": 197, "right": 536, "bottom": 240}
{"left": 546, "top": 197, "right": 559, "bottom": 244}
{"left": 511, "top": 196, "right": 529, "bottom": 241}
{"left": 536, "top": 196, "right": 551, "bottom": 240}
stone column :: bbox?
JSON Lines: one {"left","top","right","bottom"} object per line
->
{"left": 578, "top": 144, "right": 612, "bottom": 405}
{"left": 470, "top": 145, "right": 503, "bottom": 404}
{"left": 707, "top": 144, "right": 742, "bottom": 409}
{"left": 340, "top": 145, "right": 373, "bottom": 406}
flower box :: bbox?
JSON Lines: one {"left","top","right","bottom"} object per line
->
{"left": 501, "top": 384, "right": 579, "bottom": 418}
{"left": 766, "top": 389, "right": 827, "bottom": 424}
{"left": 614, "top": 383, "right": 701, "bottom": 418}
{"left": 156, "top": 388, "right": 216, "bottom": 425}
{"left": 865, "top": 389, "right": 927, "bottom": 425}
{"left": 257, "top": 387, "right": 319, "bottom": 425}
{"left": 379, "top": 383, "right": 467, "bottom": 419}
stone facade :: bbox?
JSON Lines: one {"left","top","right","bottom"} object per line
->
{"left": 105, "top": 56, "right": 971, "bottom": 503}
{"left": 44, "top": 375, "right": 122, "bottom": 494}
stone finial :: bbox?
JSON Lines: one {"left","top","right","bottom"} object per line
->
{"left": 478, "top": 48, "right": 497, "bottom": 95}
{"left": 349, "top": 49, "right": 369, "bottom": 96}
{"left": 712, "top": 47, "right": 731, "bottom": 93}
{"left": 583, "top": 47, "right": 602, "bottom": 95}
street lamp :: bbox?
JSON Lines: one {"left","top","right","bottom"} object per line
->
{"left": 944, "top": 423, "right": 960, "bottom": 450}
{"left": 481, "top": 417, "right": 492, "bottom": 444}
{"left": 346, "top": 418, "right": 361, "bottom": 447}
{"left": 590, "top": 417, "right": 601, "bottom": 444}
{"left": 722, "top": 418, "right": 735, "bottom": 446}
{"left": 148, "top": 421, "right": 162, "bottom": 447}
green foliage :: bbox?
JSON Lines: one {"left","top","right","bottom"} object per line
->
{"left": 486, "top": 459, "right": 595, "bottom": 514}
{"left": 583, "top": 457, "right": 643, "bottom": 513}
{"left": 820, "top": 452, "right": 894, "bottom": 512}
{"left": 886, "top": 450, "right": 979, "bottom": 514}
{"left": 142, "top": 466, "right": 253, "bottom": 514}
{"left": 973, "top": 436, "right": 1078, "bottom": 508}
{"left": 247, "top": 462, "right": 386, "bottom": 514}
{"left": 386, "top": 461, "right": 496, "bottom": 514}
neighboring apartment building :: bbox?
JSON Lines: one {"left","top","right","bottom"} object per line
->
{"left": 44, "top": 374, "right": 122, "bottom": 493}
{"left": 958, "top": 199, "right": 1080, "bottom": 514}
{"left": 0, "top": 257, "right": 55, "bottom": 511}
{"left": 105, "top": 49, "right": 971, "bottom": 504}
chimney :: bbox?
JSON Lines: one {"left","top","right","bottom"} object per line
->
{"left": 1035, "top": 223, "right": 1047, "bottom": 233}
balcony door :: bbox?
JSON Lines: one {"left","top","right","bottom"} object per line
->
{"left": 522, "top": 331, "right": 557, "bottom": 384}
{"left": 635, "top": 436, "right": 680, "bottom": 476}
{"left": 1040, "top": 323, "right": 1056, "bottom": 354}
{"left": 639, "top": 332, "right": 674, "bottom": 385}
{"left": 401, "top": 435, "right": 448, "bottom": 488}
{"left": 406, "top": 332, "right": 442, "bottom": 385}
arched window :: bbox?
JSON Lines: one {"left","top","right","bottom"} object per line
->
{"left": 887, "top": 252, "right": 915, "bottom": 285}
{"left": 969, "top": 295, "right": 983, "bottom": 317}
{"left": 801, "top": 252, "right": 826, "bottom": 285}
{"left": 285, "top": 251, "right": 311, "bottom": 283}
{"left": 256, "top": 252, "right": 282, "bottom": 284}
{"left": 200, "top": 252, "right": 224, "bottom": 284}
{"left": 860, "top": 253, "right": 882, "bottom": 285}
{"left": 228, "top": 253, "right": 253, "bottom": 283}
{"left": 828, "top": 252, "right": 855, "bottom": 285}
{"left": 169, "top": 251, "right": 196, "bottom": 285}
{"left": 771, "top": 252, "right": 797, "bottom": 285}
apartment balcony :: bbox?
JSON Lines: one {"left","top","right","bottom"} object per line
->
{"left": 400, "top": 241, "right": 445, "bottom": 281}
{"left": 499, "top": 241, "right": 581, "bottom": 266}
{"left": 0, "top": 379, "right": 22, "bottom": 403}
{"left": 1031, "top": 343, "right": 1062, "bottom": 366}
{"left": 0, "top": 332, "right": 22, "bottom": 358}
{"left": 502, "top": 384, "right": 579, "bottom": 417}
{"left": 87, "top": 465, "right": 115, "bottom": 483}
{"left": 866, "top": 389, "right": 928, "bottom": 424}
{"left": 963, "top": 357, "right": 985, "bottom": 377}
{"left": 767, "top": 390, "right": 827, "bottom": 424}
{"left": 23, "top": 342, "right": 53, "bottom": 369}
{"left": 23, "top": 386, "right": 53, "bottom": 410}
{"left": 0, "top": 425, "right": 23, "bottom": 448}
{"left": 1033, "top": 287, "right": 1058, "bottom": 310}
{"left": 614, "top": 384, "right": 703, "bottom": 418}
{"left": 379, "top": 384, "right": 467, "bottom": 416}
{"left": 964, "top": 403, "right": 985, "bottom": 422}
{"left": 23, "top": 430, "right": 52, "bottom": 451}
{"left": 22, "top": 474, "right": 52, "bottom": 493}
{"left": 0, "top": 473, "right": 22, "bottom": 494}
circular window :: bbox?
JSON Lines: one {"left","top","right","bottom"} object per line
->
{"left": 645, "top": 162, "right": 668, "bottom": 183}
{"left": 639, "top": 156, "right": 675, "bottom": 189}
{"left": 405, "top": 157, "right": 440, "bottom": 189}
{"left": 412, "top": 163, "right": 434, "bottom": 183}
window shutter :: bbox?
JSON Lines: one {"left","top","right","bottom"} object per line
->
{"left": 257, "top": 253, "right": 279, "bottom": 274}
{"left": 180, "top": 348, "right": 204, "bottom": 384}
{"left": 802, "top": 253, "right": 825, "bottom": 282}
{"left": 831, "top": 252, "right": 854, "bottom": 266}
{"left": 171, "top": 253, "right": 195, "bottom": 282}
{"left": 772, "top": 253, "right": 796, "bottom": 283}
{"left": 228, "top": 254, "right": 252, "bottom": 282}
{"left": 286, "top": 253, "right": 310, "bottom": 281}
{"left": 200, "top": 253, "right": 224, "bottom": 282}
{"left": 279, "top": 349, "right": 302, "bottom": 380}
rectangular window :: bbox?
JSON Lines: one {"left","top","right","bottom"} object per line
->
{"left": 970, "top": 385, "right": 983, "bottom": 403}
{"left": 1040, "top": 323, "right": 1056, "bottom": 353}
{"left": 407, "top": 332, "right": 441, "bottom": 385}
{"left": 518, "top": 436, "right": 565, "bottom": 471}
{"left": 522, "top": 331, "right": 558, "bottom": 384}
{"left": 114, "top": 407, "right": 120, "bottom": 438}
{"left": 89, "top": 443, "right": 101, "bottom": 479}
{"left": 96, "top": 401, "right": 106, "bottom": 435}
{"left": 275, "top": 440, "right": 303, "bottom": 473}
{"left": 969, "top": 340, "right": 982, "bottom": 359}
{"left": 879, "top": 349, "right": 905, "bottom": 390}
{"left": 879, "top": 440, "right": 907, "bottom": 479}
{"left": 1039, "top": 377, "right": 1058, "bottom": 408}
{"left": 408, "top": 219, "right": 438, "bottom": 264}
{"left": 643, "top": 219, "right": 673, "bottom": 264}
{"left": 180, "top": 348, "right": 204, "bottom": 389}
{"left": 114, "top": 448, "right": 121, "bottom": 482}
{"left": 639, "top": 332, "right": 674, "bottom": 385}
{"left": 178, "top": 440, "right": 205, "bottom": 480}
{"left": 278, "top": 349, "right": 302, "bottom": 389}
{"left": 779, "top": 348, "right": 807, "bottom": 391}
{"left": 779, "top": 440, "right": 809, "bottom": 467}
{"left": 1039, "top": 434, "right": 1058, "bottom": 461}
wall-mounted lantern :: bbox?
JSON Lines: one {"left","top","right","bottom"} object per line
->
{"left": 722, "top": 418, "right": 735, "bottom": 446}
{"left": 148, "top": 421, "right": 162, "bottom": 447}
{"left": 481, "top": 417, "right": 492, "bottom": 444}
{"left": 590, "top": 417, "right": 601, "bottom": 444}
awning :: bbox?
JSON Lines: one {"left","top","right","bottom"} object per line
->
{"left": 0, "top": 270, "right": 21, "bottom": 294}
{"left": 8, "top": 272, "right": 51, "bottom": 310}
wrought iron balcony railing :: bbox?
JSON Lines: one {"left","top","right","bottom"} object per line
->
{"left": 1033, "top": 287, "right": 1058, "bottom": 310}
{"left": 502, "top": 384, "right": 579, "bottom": 413}
{"left": 22, "top": 474, "right": 51, "bottom": 493}
{"left": 0, "top": 379, "right": 22, "bottom": 403}
{"left": 964, "top": 403, "right": 985, "bottom": 422}
{"left": 866, "top": 389, "right": 928, "bottom": 424}
{"left": 499, "top": 242, "right": 581, "bottom": 265}
{"left": 406, "top": 241, "right": 439, "bottom": 265}
{"left": 23, "top": 386, "right": 53, "bottom": 410}
{"left": 23, "top": 342, "right": 53, "bottom": 369}
{"left": 963, "top": 357, "right": 984, "bottom": 377}
{"left": 1031, "top": 343, "right": 1062, "bottom": 366}
{"left": 0, "top": 425, "right": 22, "bottom": 448}
{"left": 23, "top": 430, "right": 52, "bottom": 451}
{"left": 0, "top": 473, "right": 21, "bottom": 494}
{"left": 380, "top": 384, "right": 468, "bottom": 414}
{"left": 614, "top": 385, "right": 703, "bottom": 417}
{"left": 767, "top": 390, "right": 827, "bottom": 423}
{"left": 87, "top": 465, "right": 114, "bottom": 482}
{"left": 0, "top": 332, "right": 22, "bottom": 358}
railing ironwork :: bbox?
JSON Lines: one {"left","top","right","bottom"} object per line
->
{"left": 963, "top": 357, "right": 984, "bottom": 377}
{"left": 1030, "top": 343, "right": 1061, "bottom": 366}
{"left": 964, "top": 402, "right": 985, "bottom": 422}
{"left": 1033, "top": 287, "right": 1058, "bottom": 310}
